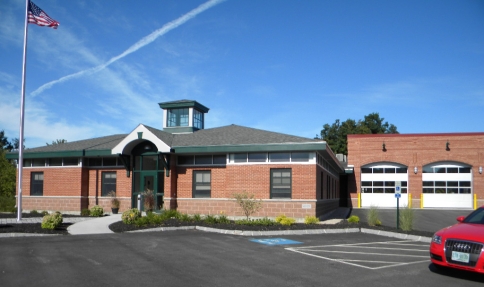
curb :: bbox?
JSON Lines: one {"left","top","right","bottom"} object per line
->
{"left": 0, "top": 233, "right": 61, "bottom": 238}
{"left": 361, "top": 228, "right": 432, "bottom": 243}
{"left": 126, "top": 225, "right": 431, "bottom": 241}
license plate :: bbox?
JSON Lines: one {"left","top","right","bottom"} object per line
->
{"left": 451, "top": 251, "right": 470, "bottom": 263}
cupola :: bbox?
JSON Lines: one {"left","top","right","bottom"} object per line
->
{"left": 158, "top": 100, "right": 209, "bottom": 133}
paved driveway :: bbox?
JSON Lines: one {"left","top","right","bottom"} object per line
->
{"left": 1, "top": 230, "right": 482, "bottom": 286}
{"left": 349, "top": 208, "right": 473, "bottom": 233}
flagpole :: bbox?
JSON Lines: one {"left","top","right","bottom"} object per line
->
{"left": 17, "top": 0, "right": 30, "bottom": 222}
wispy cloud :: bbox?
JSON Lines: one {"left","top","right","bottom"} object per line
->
{"left": 31, "top": 0, "right": 226, "bottom": 97}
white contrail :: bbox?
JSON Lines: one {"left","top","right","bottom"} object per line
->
{"left": 31, "top": 0, "right": 226, "bottom": 97}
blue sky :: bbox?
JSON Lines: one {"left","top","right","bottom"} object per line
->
{"left": 1, "top": 0, "right": 483, "bottom": 148}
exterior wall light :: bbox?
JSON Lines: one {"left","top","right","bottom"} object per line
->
{"left": 480, "top": 166, "right": 483, "bottom": 174}
{"left": 382, "top": 142, "right": 386, "bottom": 152}
{"left": 414, "top": 167, "right": 418, "bottom": 174}
{"left": 446, "top": 141, "right": 450, "bottom": 151}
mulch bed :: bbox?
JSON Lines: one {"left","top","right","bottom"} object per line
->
{"left": 109, "top": 219, "right": 435, "bottom": 237}
{"left": 0, "top": 213, "right": 435, "bottom": 238}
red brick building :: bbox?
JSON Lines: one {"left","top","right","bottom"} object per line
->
{"left": 8, "top": 100, "right": 343, "bottom": 218}
{"left": 347, "top": 133, "right": 484, "bottom": 209}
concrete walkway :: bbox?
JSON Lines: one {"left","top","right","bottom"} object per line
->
{"left": 67, "top": 214, "right": 122, "bottom": 235}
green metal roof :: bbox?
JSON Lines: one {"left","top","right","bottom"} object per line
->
{"left": 158, "top": 99, "right": 209, "bottom": 113}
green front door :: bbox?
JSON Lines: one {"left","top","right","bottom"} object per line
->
{"left": 131, "top": 145, "right": 165, "bottom": 211}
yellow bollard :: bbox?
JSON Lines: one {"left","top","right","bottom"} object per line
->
{"left": 475, "top": 194, "right": 477, "bottom": 210}
{"left": 358, "top": 192, "right": 361, "bottom": 208}
{"left": 408, "top": 193, "right": 412, "bottom": 208}
{"left": 420, "top": 194, "right": 423, "bottom": 209}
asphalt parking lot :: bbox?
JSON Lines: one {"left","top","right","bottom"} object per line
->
{"left": 1, "top": 230, "right": 482, "bottom": 286}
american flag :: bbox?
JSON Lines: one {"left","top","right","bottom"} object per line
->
{"left": 28, "top": 1, "right": 60, "bottom": 29}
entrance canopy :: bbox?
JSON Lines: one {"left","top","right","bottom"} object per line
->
{"left": 112, "top": 124, "right": 172, "bottom": 155}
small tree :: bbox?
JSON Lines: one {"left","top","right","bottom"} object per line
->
{"left": 233, "top": 191, "right": 263, "bottom": 220}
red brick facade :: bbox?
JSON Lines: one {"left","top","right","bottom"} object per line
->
{"left": 17, "top": 160, "right": 341, "bottom": 219}
{"left": 347, "top": 133, "right": 484, "bottom": 208}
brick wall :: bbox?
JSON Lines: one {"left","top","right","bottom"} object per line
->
{"left": 347, "top": 133, "right": 484, "bottom": 207}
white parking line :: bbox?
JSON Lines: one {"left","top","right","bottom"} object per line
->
{"left": 286, "top": 240, "right": 430, "bottom": 270}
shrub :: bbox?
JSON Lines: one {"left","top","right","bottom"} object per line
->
{"left": 367, "top": 205, "right": 381, "bottom": 226}
{"left": 162, "top": 209, "right": 180, "bottom": 219}
{"left": 81, "top": 208, "right": 90, "bottom": 217}
{"left": 347, "top": 215, "right": 360, "bottom": 223}
{"left": 218, "top": 214, "right": 231, "bottom": 224}
{"left": 179, "top": 213, "right": 192, "bottom": 222}
{"left": 193, "top": 214, "right": 202, "bottom": 222}
{"left": 279, "top": 217, "right": 296, "bottom": 226}
{"left": 235, "top": 218, "right": 275, "bottom": 226}
{"left": 204, "top": 214, "right": 218, "bottom": 224}
{"left": 399, "top": 205, "right": 415, "bottom": 231}
{"left": 41, "top": 210, "right": 49, "bottom": 216}
{"left": 41, "top": 212, "right": 63, "bottom": 230}
{"left": 275, "top": 214, "right": 287, "bottom": 223}
{"left": 233, "top": 191, "right": 263, "bottom": 220}
{"left": 122, "top": 208, "right": 141, "bottom": 224}
{"left": 275, "top": 214, "right": 296, "bottom": 226}
{"left": 0, "top": 196, "right": 16, "bottom": 212}
{"left": 30, "top": 210, "right": 39, "bottom": 215}
{"left": 304, "top": 215, "right": 319, "bottom": 225}
{"left": 90, "top": 205, "right": 104, "bottom": 217}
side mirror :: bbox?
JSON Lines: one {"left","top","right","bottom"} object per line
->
{"left": 456, "top": 216, "right": 465, "bottom": 223}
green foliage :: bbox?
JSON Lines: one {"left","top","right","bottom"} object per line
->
{"left": 41, "top": 210, "right": 49, "bottom": 216}
{"left": 134, "top": 211, "right": 164, "bottom": 226}
{"left": 0, "top": 130, "right": 17, "bottom": 152}
{"left": 275, "top": 214, "right": 296, "bottom": 226}
{"left": 192, "top": 214, "right": 202, "bottom": 221}
{"left": 204, "top": 214, "right": 218, "bottom": 224}
{"left": 399, "top": 205, "right": 415, "bottom": 231}
{"left": 30, "top": 210, "right": 39, "bottom": 215}
{"left": 81, "top": 208, "right": 90, "bottom": 217}
{"left": 367, "top": 206, "right": 381, "bottom": 226}
{"left": 347, "top": 215, "right": 360, "bottom": 223}
{"left": 318, "top": 113, "right": 399, "bottom": 155}
{"left": 41, "top": 212, "right": 63, "bottom": 230}
{"left": 122, "top": 208, "right": 141, "bottom": 224}
{"left": 218, "top": 214, "right": 231, "bottom": 224}
{"left": 0, "top": 196, "right": 15, "bottom": 212}
{"left": 235, "top": 217, "right": 275, "bottom": 226}
{"left": 162, "top": 209, "right": 181, "bottom": 219}
{"left": 46, "top": 139, "right": 67, "bottom": 146}
{"left": 233, "top": 191, "right": 263, "bottom": 220}
{"left": 178, "top": 213, "right": 193, "bottom": 222}
{"left": 0, "top": 149, "right": 16, "bottom": 199}
{"left": 304, "top": 215, "right": 320, "bottom": 225}
{"left": 90, "top": 205, "right": 104, "bottom": 217}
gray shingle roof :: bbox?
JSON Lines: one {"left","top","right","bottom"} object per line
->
{"left": 15, "top": 124, "right": 322, "bottom": 156}
{"left": 172, "top": 124, "right": 321, "bottom": 147}
{"left": 22, "top": 134, "right": 127, "bottom": 153}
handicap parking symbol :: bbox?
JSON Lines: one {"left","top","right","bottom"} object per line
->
{"left": 250, "top": 238, "right": 302, "bottom": 246}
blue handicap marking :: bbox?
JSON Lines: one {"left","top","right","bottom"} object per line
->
{"left": 395, "top": 193, "right": 401, "bottom": 198}
{"left": 250, "top": 238, "right": 302, "bottom": 246}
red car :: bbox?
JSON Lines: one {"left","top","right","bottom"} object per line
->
{"left": 430, "top": 206, "right": 484, "bottom": 274}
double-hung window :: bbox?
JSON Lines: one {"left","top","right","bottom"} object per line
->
{"left": 270, "top": 169, "right": 291, "bottom": 199}
{"left": 102, "top": 172, "right": 117, "bottom": 196}
{"left": 31, "top": 172, "right": 44, "bottom": 196}
{"left": 193, "top": 171, "right": 211, "bottom": 198}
